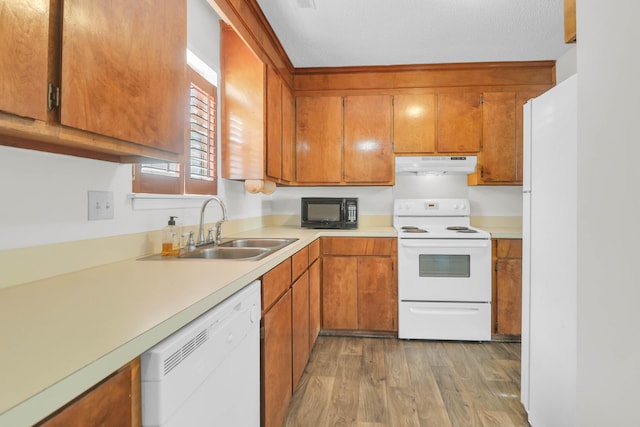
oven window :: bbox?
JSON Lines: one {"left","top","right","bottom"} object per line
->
{"left": 418, "top": 254, "right": 470, "bottom": 278}
{"left": 308, "top": 204, "right": 340, "bottom": 221}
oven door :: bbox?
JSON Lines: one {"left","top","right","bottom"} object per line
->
{"left": 398, "top": 238, "right": 491, "bottom": 302}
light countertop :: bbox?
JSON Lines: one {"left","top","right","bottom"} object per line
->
{"left": 0, "top": 226, "right": 395, "bottom": 426}
{"left": 472, "top": 216, "right": 523, "bottom": 239}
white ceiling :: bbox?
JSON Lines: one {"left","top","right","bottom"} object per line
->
{"left": 255, "top": 0, "right": 572, "bottom": 68}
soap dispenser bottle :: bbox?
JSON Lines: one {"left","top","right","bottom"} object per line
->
{"left": 161, "top": 216, "right": 180, "bottom": 256}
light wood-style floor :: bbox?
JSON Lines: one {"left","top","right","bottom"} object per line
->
{"left": 283, "top": 336, "right": 529, "bottom": 427}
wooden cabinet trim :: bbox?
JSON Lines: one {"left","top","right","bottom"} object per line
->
{"left": 294, "top": 61, "right": 556, "bottom": 94}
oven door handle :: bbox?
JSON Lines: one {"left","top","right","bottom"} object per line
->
{"left": 400, "top": 240, "right": 490, "bottom": 249}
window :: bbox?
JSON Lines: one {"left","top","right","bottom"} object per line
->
{"left": 133, "top": 65, "right": 218, "bottom": 195}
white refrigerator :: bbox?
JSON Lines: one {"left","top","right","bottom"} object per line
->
{"left": 522, "top": 74, "right": 577, "bottom": 427}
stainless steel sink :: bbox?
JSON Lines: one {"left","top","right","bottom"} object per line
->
{"left": 139, "top": 237, "right": 299, "bottom": 261}
{"left": 218, "top": 238, "right": 298, "bottom": 248}
{"left": 178, "top": 246, "right": 270, "bottom": 260}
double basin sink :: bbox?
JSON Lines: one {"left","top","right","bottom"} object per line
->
{"left": 177, "top": 238, "right": 298, "bottom": 261}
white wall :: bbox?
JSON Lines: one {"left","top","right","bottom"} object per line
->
{"left": 556, "top": 45, "right": 577, "bottom": 83}
{"left": 576, "top": 3, "right": 640, "bottom": 426}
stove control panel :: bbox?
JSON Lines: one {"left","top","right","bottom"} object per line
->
{"left": 394, "top": 199, "right": 470, "bottom": 216}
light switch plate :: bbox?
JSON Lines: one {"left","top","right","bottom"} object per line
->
{"left": 88, "top": 191, "right": 114, "bottom": 220}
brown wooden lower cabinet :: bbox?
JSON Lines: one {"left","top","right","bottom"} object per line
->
{"left": 492, "top": 238, "right": 523, "bottom": 336}
{"left": 262, "top": 289, "right": 293, "bottom": 427}
{"left": 261, "top": 239, "right": 319, "bottom": 427}
{"left": 35, "top": 358, "right": 141, "bottom": 427}
{"left": 357, "top": 256, "right": 397, "bottom": 331}
{"left": 321, "top": 237, "right": 397, "bottom": 332}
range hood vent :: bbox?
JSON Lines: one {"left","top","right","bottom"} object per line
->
{"left": 395, "top": 156, "right": 477, "bottom": 175}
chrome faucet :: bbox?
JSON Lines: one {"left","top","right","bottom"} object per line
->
{"left": 198, "top": 197, "right": 228, "bottom": 246}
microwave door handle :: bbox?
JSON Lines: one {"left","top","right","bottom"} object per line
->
{"left": 400, "top": 240, "right": 490, "bottom": 249}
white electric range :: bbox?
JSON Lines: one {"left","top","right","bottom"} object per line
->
{"left": 394, "top": 198, "right": 492, "bottom": 341}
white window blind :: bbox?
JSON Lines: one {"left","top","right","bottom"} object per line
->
{"left": 189, "top": 82, "right": 216, "bottom": 182}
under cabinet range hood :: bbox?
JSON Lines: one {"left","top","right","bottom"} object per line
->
{"left": 395, "top": 156, "right": 477, "bottom": 175}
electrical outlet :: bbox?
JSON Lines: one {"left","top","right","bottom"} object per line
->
{"left": 88, "top": 191, "right": 114, "bottom": 220}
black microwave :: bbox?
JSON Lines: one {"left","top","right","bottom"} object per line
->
{"left": 301, "top": 197, "right": 358, "bottom": 229}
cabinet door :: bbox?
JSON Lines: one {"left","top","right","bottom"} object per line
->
{"left": 564, "top": 0, "right": 576, "bottom": 43}
{"left": 291, "top": 271, "right": 310, "bottom": 391}
{"left": 266, "top": 66, "right": 282, "bottom": 181}
{"left": 322, "top": 256, "right": 358, "bottom": 329}
{"left": 262, "top": 290, "right": 293, "bottom": 427}
{"left": 0, "top": 0, "right": 51, "bottom": 121}
{"left": 480, "top": 92, "right": 517, "bottom": 183}
{"left": 61, "top": 0, "right": 186, "bottom": 153}
{"left": 393, "top": 94, "right": 436, "bottom": 154}
{"left": 494, "top": 239, "right": 523, "bottom": 335}
{"left": 308, "top": 260, "right": 321, "bottom": 349}
{"left": 296, "top": 96, "right": 343, "bottom": 183}
{"left": 343, "top": 95, "right": 394, "bottom": 183}
{"left": 357, "top": 256, "right": 397, "bottom": 331}
{"left": 221, "top": 24, "right": 265, "bottom": 180}
{"left": 281, "top": 83, "right": 295, "bottom": 182}
{"left": 436, "top": 93, "right": 482, "bottom": 153}
{"left": 36, "top": 359, "right": 140, "bottom": 427}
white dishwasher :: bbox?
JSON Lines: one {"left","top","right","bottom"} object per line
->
{"left": 141, "top": 280, "right": 261, "bottom": 427}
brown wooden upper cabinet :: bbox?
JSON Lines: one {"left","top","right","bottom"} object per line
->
{"left": 394, "top": 92, "right": 483, "bottom": 155}
{"left": 564, "top": 0, "right": 576, "bottom": 43}
{"left": 295, "top": 96, "right": 343, "bottom": 184}
{"left": 343, "top": 95, "right": 394, "bottom": 184}
{"left": 393, "top": 94, "right": 436, "bottom": 154}
{"left": 220, "top": 24, "right": 265, "bottom": 181}
{"left": 0, "top": 0, "right": 187, "bottom": 162}
{"left": 476, "top": 92, "right": 517, "bottom": 183}
{"left": 295, "top": 95, "right": 393, "bottom": 185}
{"left": 436, "top": 92, "right": 483, "bottom": 153}
{"left": 221, "top": 25, "right": 295, "bottom": 187}
{"left": 0, "top": 0, "right": 51, "bottom": 122}
{"left": 266, "top": 66, "right": 295, "bottom": 183}
{"left": 468, "top": 89, "right": 547, "bottom": 185}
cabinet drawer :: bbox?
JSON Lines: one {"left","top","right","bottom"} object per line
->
{"left": 321, "top": 237, "right": 395, "bottom": 256}
{"left": 308, "top": 239, "right": 320, "bottom": 263}
{"left": 496, "top": 239, "right": 522, "bottom": 258}
{"left": 262, "top": 258, "right": 292, "bottom": 311}
{"left": 292, "top": 246, "right": 309, "bottom": 281}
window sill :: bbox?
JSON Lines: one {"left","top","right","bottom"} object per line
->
{"left": 128, "top": 193, "right": 214, "bottom": 210}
